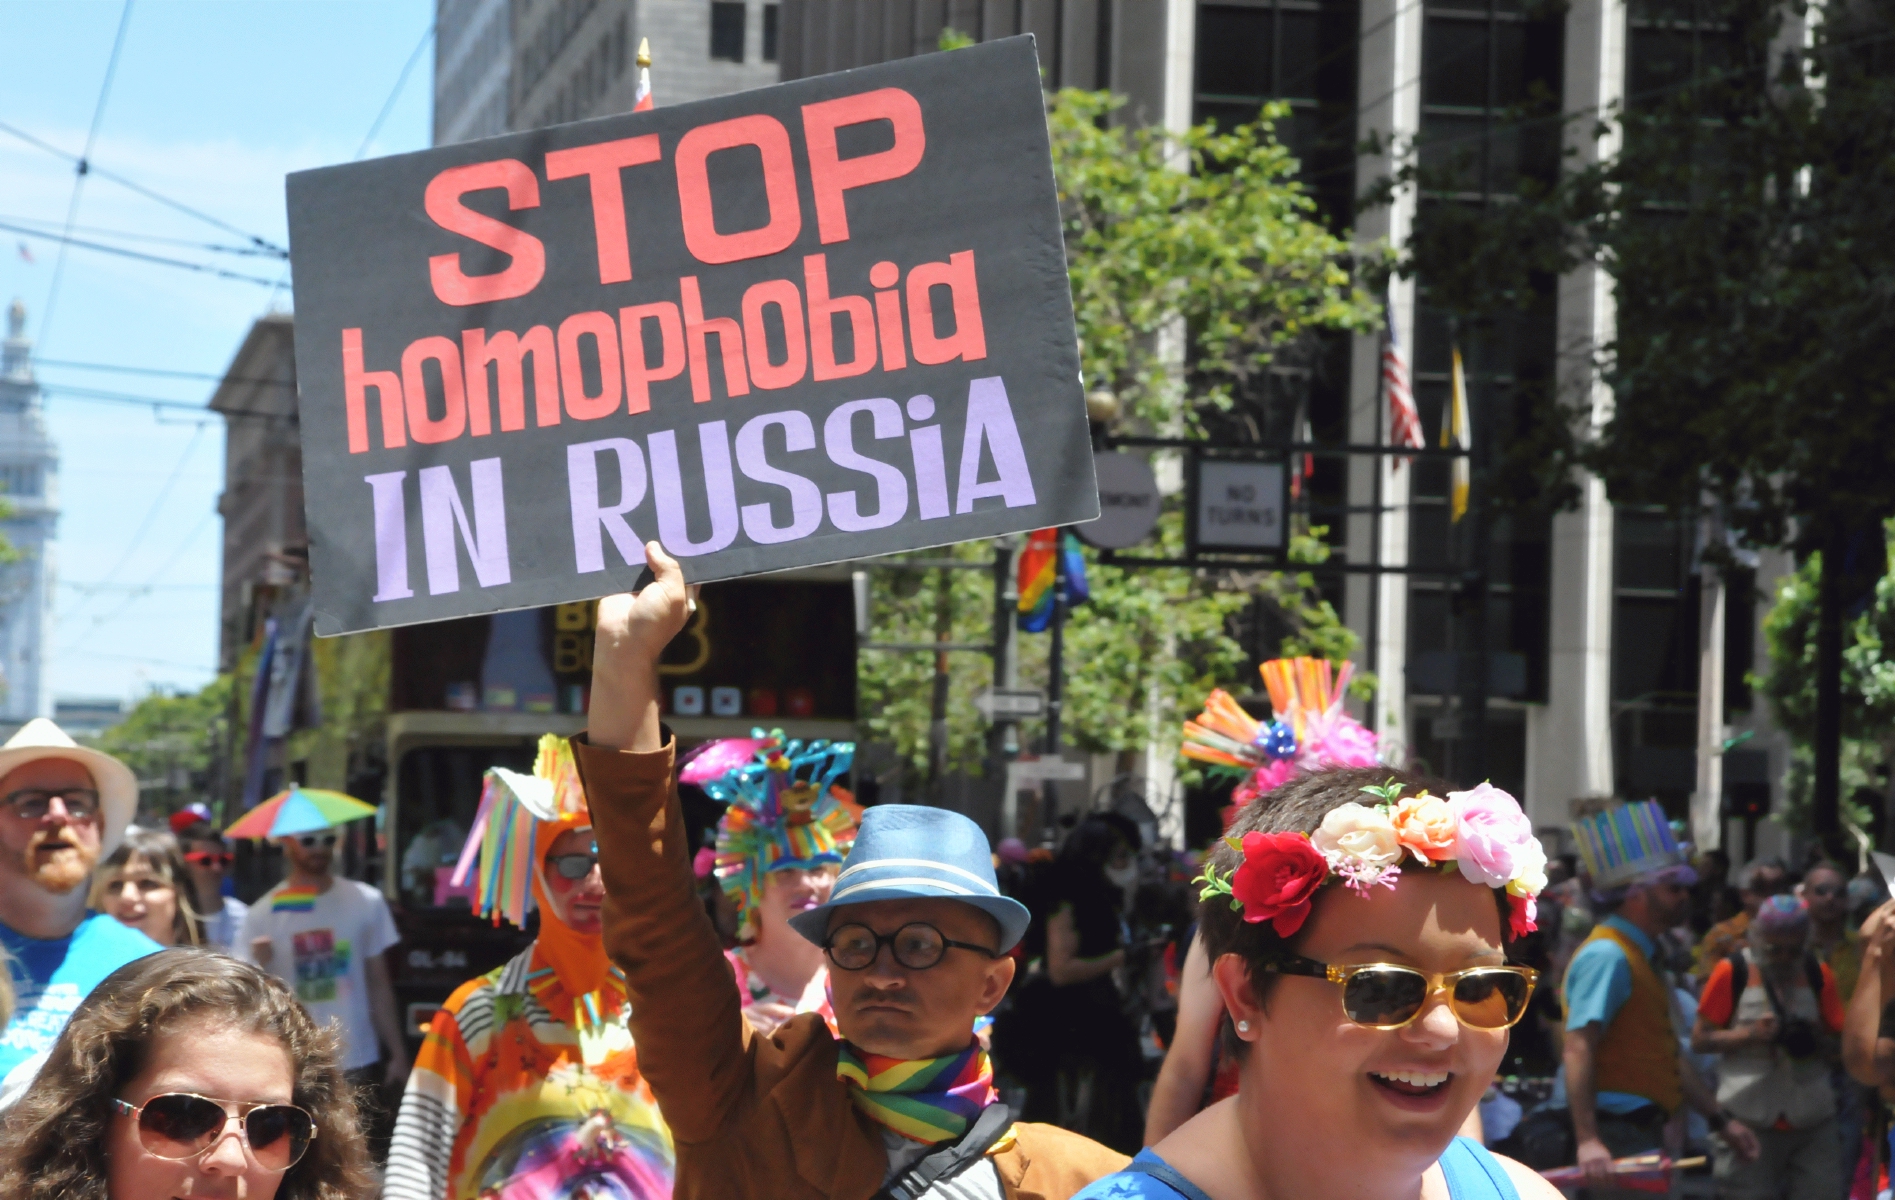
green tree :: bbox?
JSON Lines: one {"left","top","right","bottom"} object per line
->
{"left": 857, "top": 84, "right": 1383, "bottom": 789}
{"left": 1381, "top": 0, "right": 1895, "bottom": 840}
{"left": 89, "top": 675, "right": 235, "bottom": 821}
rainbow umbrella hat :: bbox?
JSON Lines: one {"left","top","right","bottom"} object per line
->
{"left": 224, "top": 786, "right": 378, "bottom": 839}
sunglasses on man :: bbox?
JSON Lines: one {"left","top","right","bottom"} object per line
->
{"left": 545, "top": 842, "right": 599, "bottom": 881}
{"left": 292, "top": 833, "right": 337, "bottom": 849}
{"left": 2, "top": 787, "right": 100, "bottom": 820}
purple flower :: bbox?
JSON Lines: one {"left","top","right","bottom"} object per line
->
{"left": 1448, "top": 782, "right": 1533, "bottom": 889}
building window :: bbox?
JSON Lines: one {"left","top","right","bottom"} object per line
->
{"left": 763, "top": 3, "right": 779, "bottom": 62}
{"left": 711, "top": 1, "right": 747, "bottom": 62}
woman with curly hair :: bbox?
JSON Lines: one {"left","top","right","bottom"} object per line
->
{"left": 0, "top": 947, "right": 374, "bottom": 1200}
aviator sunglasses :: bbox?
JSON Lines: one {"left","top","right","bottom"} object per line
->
{"left": 110, "top": 1092, "right": 317, "bottom": 1172}
{"left": 1262, "top": 954, "right": 1539, "bottom": 1031}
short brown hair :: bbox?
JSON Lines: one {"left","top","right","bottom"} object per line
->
{"left": 89, "top": 828, "right": 203, "bottom": 947}
{"left": 1198, "top": 766, "right": 1514, "bottom": 1043}
{"left": 0, "top": 949, "right": 373, "bottom": 1200}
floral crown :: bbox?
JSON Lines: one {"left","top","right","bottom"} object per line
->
{"left": 1196, "top": 779, "right": 1546, "bottom": 940}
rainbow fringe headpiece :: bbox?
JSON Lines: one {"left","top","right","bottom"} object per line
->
{"left": 705, "top": 730, "right": 856, "bottom": 941}
{"left": 450, "top": 734, "right": 589, "bottom": 928}
{"left": 1572, "top": 800, "right": 1689, "bottom": 889}
{"left": 1182, "top": 657, "right": 1381, "bottom": 802}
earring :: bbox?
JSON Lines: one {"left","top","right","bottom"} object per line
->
{"left": 1237, "top": 1020, "right": 1250, "bottom": 1033}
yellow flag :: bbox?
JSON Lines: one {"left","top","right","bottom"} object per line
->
{"left": 1445, "top": 346, "right": 1470, "bottom": 522}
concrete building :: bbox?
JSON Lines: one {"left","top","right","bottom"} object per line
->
{"left": 0, "top": 301, "right": 60, "bottom": 724}
{"left": 209, "top": 314, "right": 304, "bottom": 673}
{"left": 776, "top": 0, "right": 1794, "bottom": 857}
{"left": 433, "top": 0, "right": 783, "bottom": 145}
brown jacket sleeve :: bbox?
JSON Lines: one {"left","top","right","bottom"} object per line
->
{"left": 573, "top": 733, "right": 753, "bottom": 1145}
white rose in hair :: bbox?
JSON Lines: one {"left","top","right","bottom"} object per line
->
{"left": 1311, "top": 803, "right": 1403, "bottom": 889}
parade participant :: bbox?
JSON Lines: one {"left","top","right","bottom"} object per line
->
{"left": 0, "top": 718, "right": 157, "bottom": 1101}
{"left": 1565, "top": 802, "right": 1759, "bottom": 1185}
{"left": 1696, "top": 858, "right": 1789, "bottom": 982}
{"left": 578, "top": 543, "right": 1128, "bottom": 1200}
{"left": 91, "top": 828, "right": 202, "bottom": 947}
{"left": 171, "top": 805, "right": 249, "bottom": 952}
{"left": 686, "top": 732, "right": 856, "bottom": 1035}
{"left": 1143, "top": 661, "right": 1384, "bottom": 1145}
{"left": 1075, "top": 766, "right": 1553, "bottom": 1199}
{"left": 238, "top": 816, "right": 407, "bottom": 1090}
{"left": 1691, "top": 894, "right": 1846, "bottom": 1200}
{"left": 385, "top": 735, "right": 674, "bottom": 1200}
{"left": 0, "top": 949, "right": 374, "bottom": 1200}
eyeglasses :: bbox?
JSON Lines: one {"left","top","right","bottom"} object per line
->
{"left": 823, "top": 922, "right": 998, "bottom": 971}
{"left": 1263, "top": 954, "right": 1540, "bottom": 1031}
{"left": 184, "top": 850, "right": 234, "bottom": 870}
{"left": 2, "top": 787, "right": 100, "bottom": 820}
{"left": 294, "top": 834, "right": 336, "bottom": 849}
{"left": 110, "top": 1092, "right": 317, "bottom": 1172}
{"left": 546, "top": 845, "right": 598, "bottom": 881}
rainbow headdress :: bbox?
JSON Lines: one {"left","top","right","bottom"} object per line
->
{"left": 703, "top": 730, "right": 856, "bottom": 940}
{"left": 1182, "top": 657, "right": 1381, "bottom": 803}
{"left": 451, "top": 734, "right": 589, "bottom": 928}
{"left": 1572, "top": 800, "right": 1690, "bottom": 889}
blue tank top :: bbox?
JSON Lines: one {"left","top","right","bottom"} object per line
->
{"left": 1071, "top": 1137, "right": 1520, "bottom": 1200}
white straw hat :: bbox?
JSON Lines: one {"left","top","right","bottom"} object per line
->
{"left": 0, "top": 718, "right": 138, "bottom": 855}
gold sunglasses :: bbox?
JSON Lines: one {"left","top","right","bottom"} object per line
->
{"left": 1262, "top": 954, "right": 1540, "bottom": 1031}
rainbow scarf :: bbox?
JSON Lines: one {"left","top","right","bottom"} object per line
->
{"left": 835, "top": 1043, "right": 997, "bottom": 1144}
{"left": 272, "top": 886, "right": 320, "bottom": 912}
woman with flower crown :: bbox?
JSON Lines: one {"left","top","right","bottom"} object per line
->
{"left": 1075, "top": 764, "right": 1561, "bottom": 1200}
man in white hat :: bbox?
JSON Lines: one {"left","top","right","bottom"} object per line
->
{"left": 0, "top": 718, "right": 157, "bottom": 1099}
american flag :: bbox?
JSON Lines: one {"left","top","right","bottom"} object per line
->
{"left": 633, "top": 38, "right": 654, "bottom": 111}
{"left": 1382, "top": 298, "right": 1424, "bottom": 467}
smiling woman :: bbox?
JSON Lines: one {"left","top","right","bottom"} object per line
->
{"left": 1072, "top": 767, "right": 1563, "bottom": 1200}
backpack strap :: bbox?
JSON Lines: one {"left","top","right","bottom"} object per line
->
{"left": 1804, "top": 952, "right": 1827, "bottom": 1002}
{"left": 1120, "top": 1154, "right": 1219, "bottom": 1200}
{"left": 1720, "top": 948, "right": 1750, "bottom": 1027}
{"left": 874, "top": 1103, "right": 1014, "bottom": 1200}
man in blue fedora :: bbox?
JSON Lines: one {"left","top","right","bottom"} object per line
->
{"left": 575, "top": 543, "right": 1128, "bottom": 1200}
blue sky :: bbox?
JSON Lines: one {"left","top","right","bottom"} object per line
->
{"left": 0, "top": 0, "right": 432, "bottom": 707}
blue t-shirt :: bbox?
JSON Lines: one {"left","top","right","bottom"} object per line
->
{"left": 0, "top": 913, "right": 160, "bottom": 1082}
{"left": 1072, "top": 1139, "right": 1518, "bottom": 1200}
{"left": 1560, "top": 914, "right": 1665, "bottom": 1114}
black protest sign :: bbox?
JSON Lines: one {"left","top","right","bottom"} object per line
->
{"left": 286, "top": 36, "right": 1095, "bottom": 636}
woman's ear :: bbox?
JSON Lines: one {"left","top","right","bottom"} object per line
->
{"left": 1211, "top": 952, "right": 1265, "bottom": 1043}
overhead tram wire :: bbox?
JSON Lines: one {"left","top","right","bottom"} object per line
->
{"left": 60, "top": 423, "right": 208, "bottom": 628}
{"left": 1, "top": 221, "right": 285, "bottom": 287}
{"left": 55, "top": 508, "right": 218, "bottom": 654}
{"left": 35, "top": 382, "right": 285, "bottom": 421}
{"left": 0, "top": 214, "right": 286, "bottom": 259}
{"left": 38, "top": 0, "right": 136, "bottom": 352}
{"left": 0, "top": 120, "right": 287, "bottom": 258}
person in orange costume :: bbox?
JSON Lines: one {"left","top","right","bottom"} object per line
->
{"left": 385, "top": 735, "right": 673, "bottom": 1200}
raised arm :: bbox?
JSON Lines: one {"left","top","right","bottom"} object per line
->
{"left": 1845, "top": 900, "right": 1895, "bottom": 1086}
{"left": 1144, "top": 936, "right": 1220, "bottom": 1146}
{"left": 579, "top": 543, "right": 749, "bottom": 1144}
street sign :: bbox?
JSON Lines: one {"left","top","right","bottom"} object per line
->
{"left": 1189, "top": 457, "right": 1286, "bottom": 554}
{"left": 975, "top": 688, "right": 1046, "bottom": 720}
{"left": 1076, "top": 451, "right": 1161, "bottom": 549}
{"left": 1008, "top": 758, "right": 1085, "bottom": 781}
{"left": 284, "top": 37, "right": 1098, "bottom": 635}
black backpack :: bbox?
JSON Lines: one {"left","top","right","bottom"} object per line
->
{"left": 1722, "top": 947, "right": 1827, "bottom": 1057}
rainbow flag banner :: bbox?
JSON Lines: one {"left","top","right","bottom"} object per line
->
{"left": 273, "top": 887, "right": 321, "bottom": 912}
{"left": 1016, "top": 529, "right": 1090, "bottom": 632}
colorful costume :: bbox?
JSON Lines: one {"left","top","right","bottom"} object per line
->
{"left": 682, "top": 731, "right": 854, "bottom": 1031}
{"left": 386, "top": 736, "right": 673, "bottom": 1200}
{"left": 1180, "top": 657, "right": 1382, "bottom": 811}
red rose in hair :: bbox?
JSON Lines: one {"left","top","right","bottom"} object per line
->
{"left": 1230, "top": 831, "right": 1329, "bottom": 936}
{"left": 1508, "top": 893, "right": 1537, "bottom": 939}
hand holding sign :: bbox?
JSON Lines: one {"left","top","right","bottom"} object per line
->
{"left": 286, "top": 37, "right": 1096, "bottom": 635}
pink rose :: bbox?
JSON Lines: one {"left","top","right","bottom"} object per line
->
{"left": 1448, "top": 782, "right": 1533, "bottom": 889}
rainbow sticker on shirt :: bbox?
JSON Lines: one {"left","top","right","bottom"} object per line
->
{"left": 273, "top": 887, "right": 320, "bottom": 912}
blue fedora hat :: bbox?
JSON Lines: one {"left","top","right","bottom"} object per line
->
{"left": 788, "top": 805, "right": 1031, "bottom": 952}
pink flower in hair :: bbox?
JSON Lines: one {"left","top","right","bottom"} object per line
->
{"left": 1448, "top": 782, "right": 1534, "bottom": 889}
{"left": 1508, "top": 893, "right": 1538, "bottom": 938}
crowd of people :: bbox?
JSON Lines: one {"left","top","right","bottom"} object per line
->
{"left": 0, "top": 549, "right": 1888, "bottom": 1200}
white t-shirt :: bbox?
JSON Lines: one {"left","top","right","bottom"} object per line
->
{"left": 239, "top": 878, "right": 399, "bottom": 1069}
{"left": 200, "top": 895, "right": 249, "bottom": 953}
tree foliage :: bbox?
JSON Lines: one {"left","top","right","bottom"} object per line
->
{"left": 855, "top": 85, "right": 1383, "bottom": 785}
{"left": 88, "top": 676, "right": 234, "bottom": 819}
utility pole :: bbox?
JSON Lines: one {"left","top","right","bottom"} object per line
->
{"left": 927, "top": 566, "right": 953, "bottom": 803}
{"left": 1042, "top": 531, "right": 1068, "bottom": 846}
